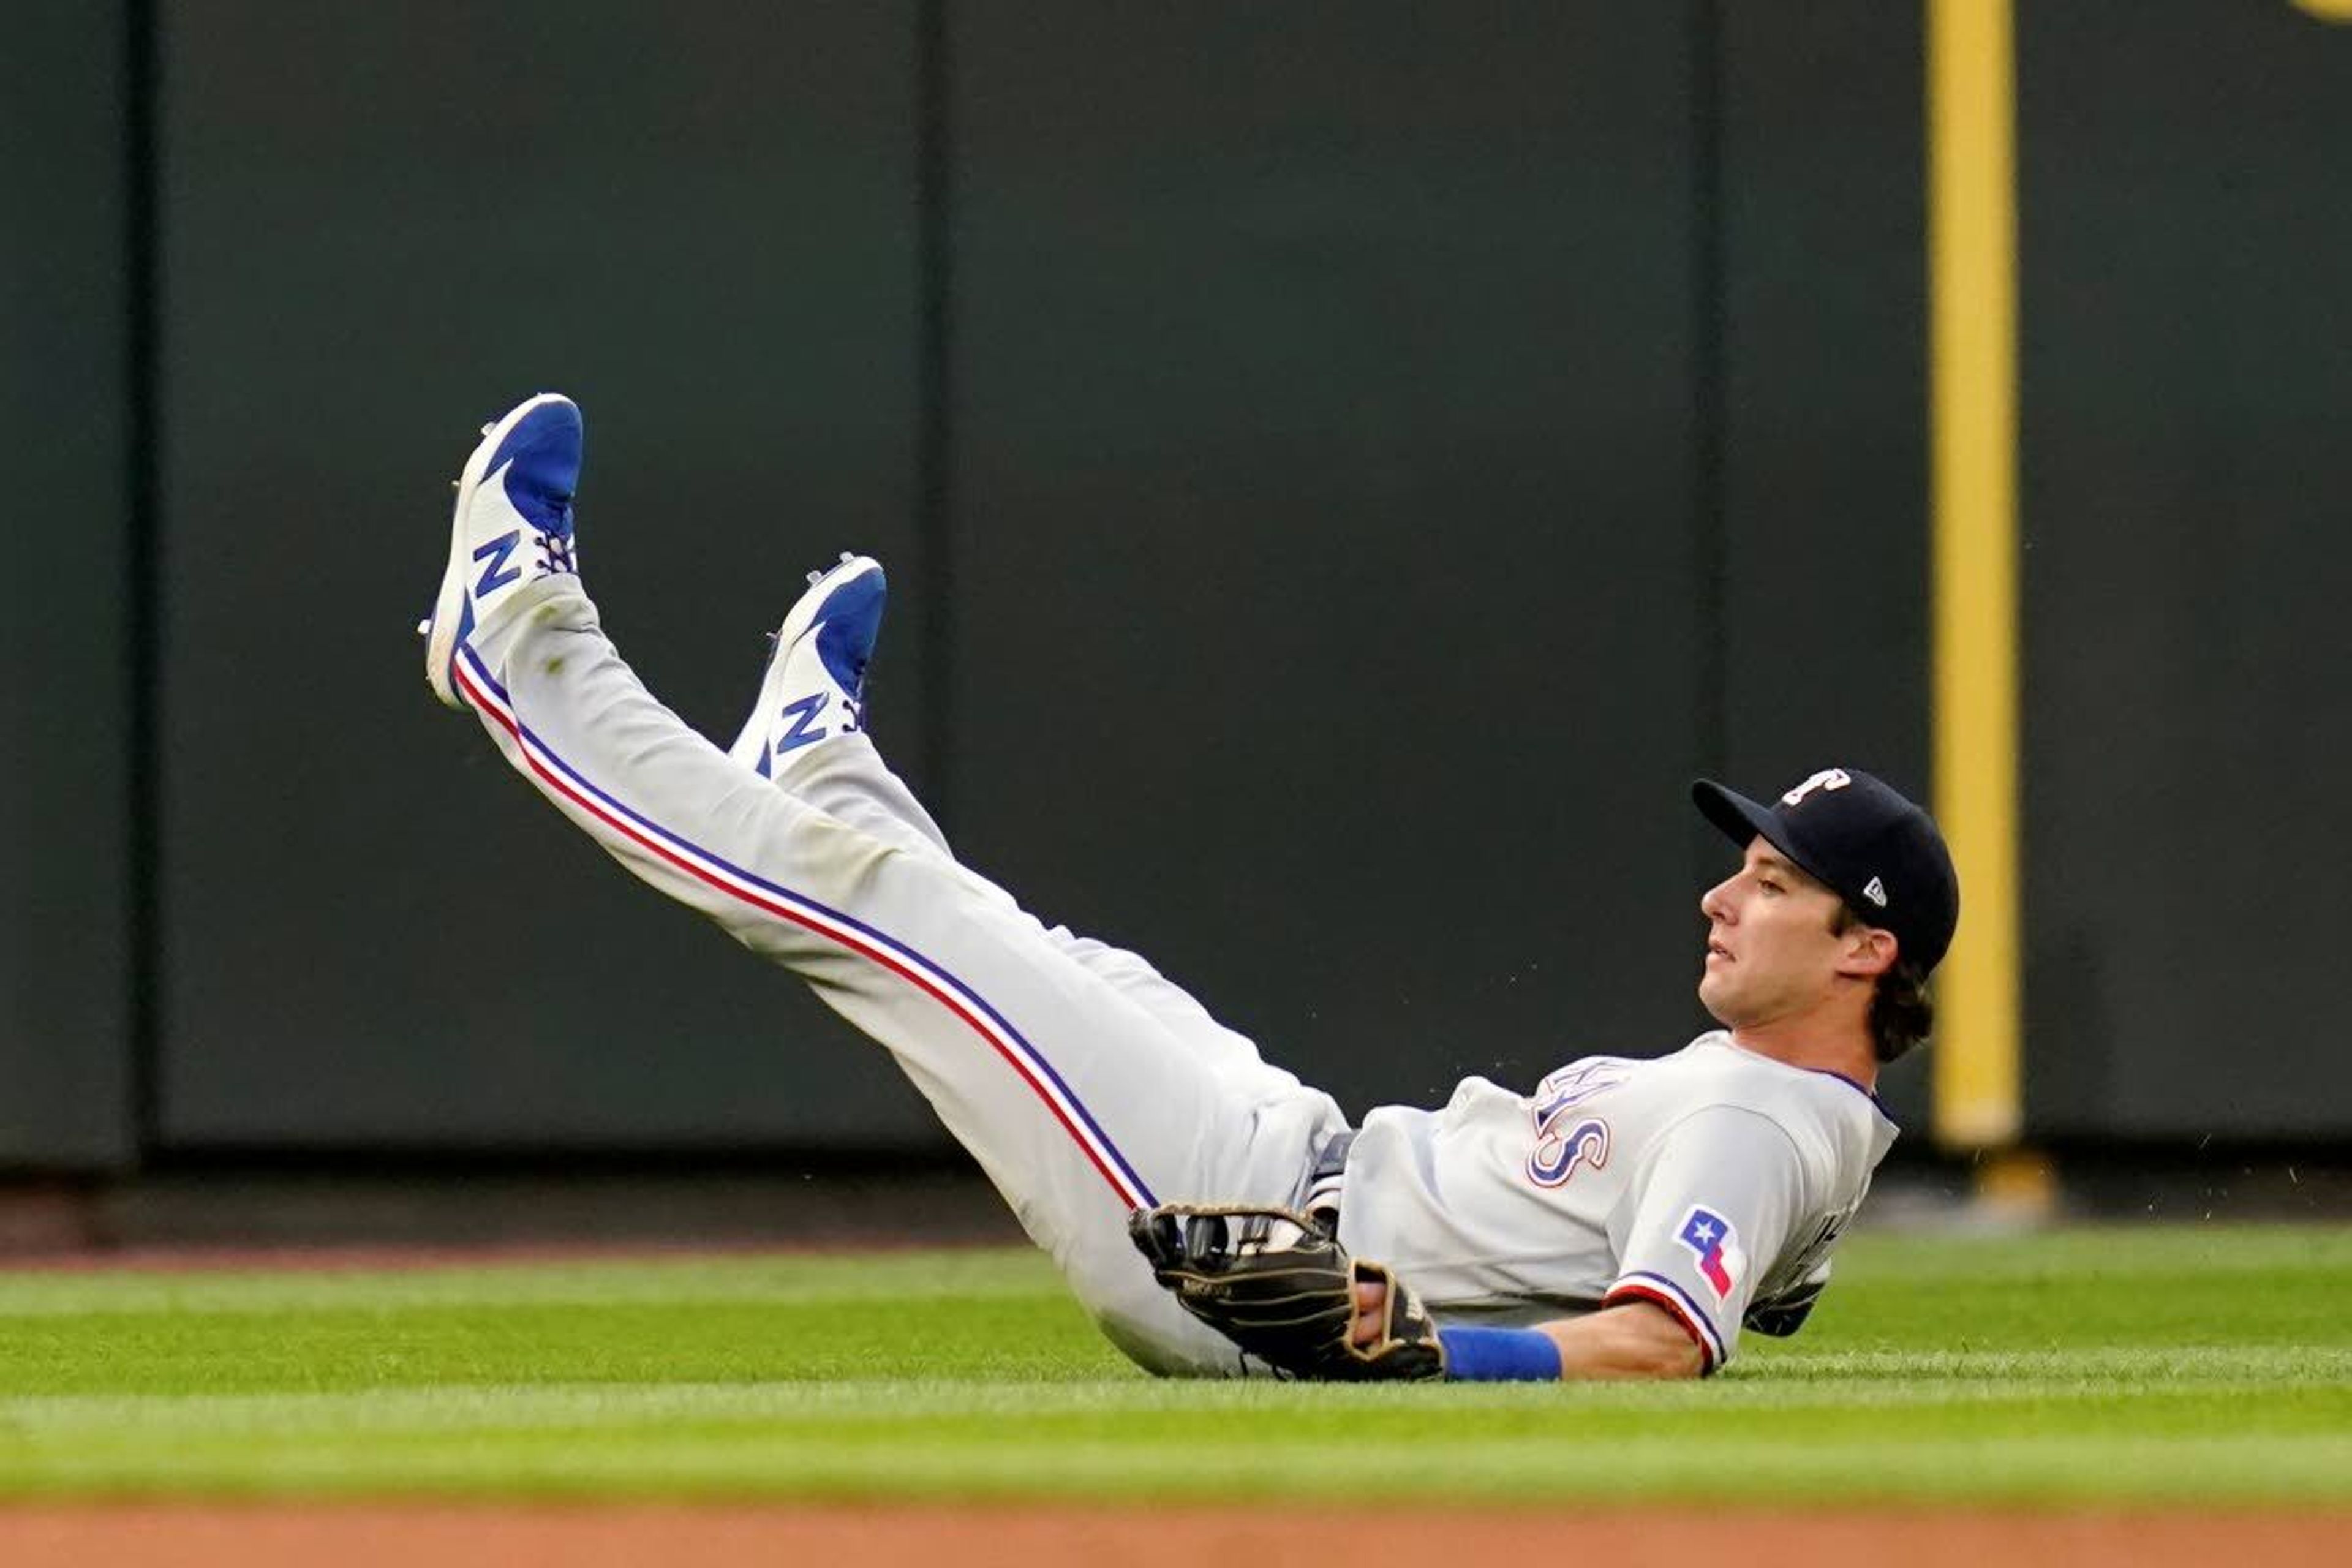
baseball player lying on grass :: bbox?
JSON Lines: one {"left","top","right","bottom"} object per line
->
{"left": 421, "top": 394, "right": 1961, "bottom": 1383}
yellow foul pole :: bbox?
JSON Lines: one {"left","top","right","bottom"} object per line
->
{"left": 1928, "top": 0, "right": 2023, "bottom": 1150}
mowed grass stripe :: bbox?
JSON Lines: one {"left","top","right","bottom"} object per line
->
{"left": 0, "top": 1226, "right": 2345, "bottom": 1503}
{"left": 3, "top": 1224, "right": 2342, "bottom": 1317}
{"left": 0, "top": 1250, "right": 1054, "bottom": 1318}
{"left": 2, "top": 1428, "right": 2346, "bottom": 1506}
{"left": 1814, "top": 1224, "right": 2352, "bottom": 1281}
{"left": 7, "top": 1344, "right": 2348, "bottom": 1433}
{"left": 6, "top": 1381, "right": 2341, "bottom": 1453}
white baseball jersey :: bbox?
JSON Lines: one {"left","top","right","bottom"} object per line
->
{"left": 1338, "top": 1036, "right": 1898, "bottom": 1370}
{"left": 453, "top": 569, "right": 1890, "bottom": 1379}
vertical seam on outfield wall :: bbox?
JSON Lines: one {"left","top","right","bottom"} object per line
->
{"left": 1688, "top": 1, "right": 1728, "bottom": 837}
{"left": 124, "top": 0, "right": 163, "bottom": 1161}
{"left": 914, "top": 0, "right": 957, "bottom": 834}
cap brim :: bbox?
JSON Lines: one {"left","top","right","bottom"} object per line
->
{"left": 1691, "top": 779, "right": 1826, "bottom": 886}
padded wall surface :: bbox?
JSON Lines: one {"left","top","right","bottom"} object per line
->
{"left": 154, "top": 2, "right": 940, "bottom": 1145}
{"left": 1715, "top": 4, "right": 1932, "bottom": 1124}
{"left": 0, "top": 2, "right": 137, "bottom": 1165}
{"left": 78, "top": 4, "right": 2337, "bottom": 1159}
{"left": 2018, "top": 2, "right": 2352, "bottom": 1136}
{"left": 941, "top": 7, "right": 1713, "bottom": 1118}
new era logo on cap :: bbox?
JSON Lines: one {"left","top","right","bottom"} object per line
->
{"left": 1691, "top": 767, "right": 1960, "bottom": 972}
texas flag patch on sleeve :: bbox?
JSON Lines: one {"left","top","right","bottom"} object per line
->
{"left": 1678, "top": 1206, "right": 1746, "bottom": 1301}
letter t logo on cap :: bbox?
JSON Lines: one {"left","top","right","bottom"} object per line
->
{"left": 1781, "top": 767, "right": 1853, "bottom": 808}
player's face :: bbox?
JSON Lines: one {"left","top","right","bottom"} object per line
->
{"left": 1695, "top": 838, "right": 1861, "bottom": 1030}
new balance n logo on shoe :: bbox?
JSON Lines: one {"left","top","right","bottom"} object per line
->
{"left": 775, "top": 693, "right": 829, "bottom": 755}
{"left": 472, "top": 530, "right": 524, "bottom": 598}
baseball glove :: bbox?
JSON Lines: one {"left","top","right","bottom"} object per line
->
{"left": 1127, "top": 1203, "right": 1445, "bottom": 1381}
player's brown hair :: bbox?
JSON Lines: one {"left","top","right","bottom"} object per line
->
{"left": 1830, "top": 903, "right": 1934, "bottom": 1062}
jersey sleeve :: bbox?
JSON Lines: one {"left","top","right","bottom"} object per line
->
{"left": 1600, "top": 1103, "right": 1809, "bottom": 1373}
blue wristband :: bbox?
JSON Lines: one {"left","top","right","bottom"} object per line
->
{"left": 1438, "top": 1325, "right": 1563, "bottom": 1382}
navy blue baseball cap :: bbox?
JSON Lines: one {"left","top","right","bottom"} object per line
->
{"left": 1691, "top": 768, "right": 1961, "bottom": 973}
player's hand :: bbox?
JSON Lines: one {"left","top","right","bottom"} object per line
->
{"left": 1351, "top": 1275, "right": 1388, "bottom": 1349}
{"left": 1128, "top": 1202, "right": 1445, "bottom": 1381}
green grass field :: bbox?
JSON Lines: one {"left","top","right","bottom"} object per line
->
{"left": 1, "top": 1226, "right": 2346, "bottom": 1506}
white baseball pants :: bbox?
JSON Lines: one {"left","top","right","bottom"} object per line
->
{"left": 454, "top": 578, "right": 1348, "bottom": 1374}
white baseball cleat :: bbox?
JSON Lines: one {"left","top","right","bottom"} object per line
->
{"left": 420, "top": 392, "right": 584, "bottom": 710}
{"left": 728, "top": 553, "right": 887, "bottom": 776}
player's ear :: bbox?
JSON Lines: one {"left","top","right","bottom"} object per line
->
{"left": 1834, "top": 923, "right": 1898, "bottom": 980}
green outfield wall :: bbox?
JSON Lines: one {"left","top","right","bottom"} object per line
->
{"left": 1, "top": 2, "right": 2344, "bottom": 1170}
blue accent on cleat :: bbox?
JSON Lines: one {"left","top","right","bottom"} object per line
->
{"left": 812, "top": 568, "right": 886, "bottom": 698}
{"left": 425, "top": 393, "right": 585, "bottom": 712}
{"left": 724, "top": 554, "right": 886, "bottom": 769}
{"left": 483, "top": 400, "right": 582, "bottom": 537}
